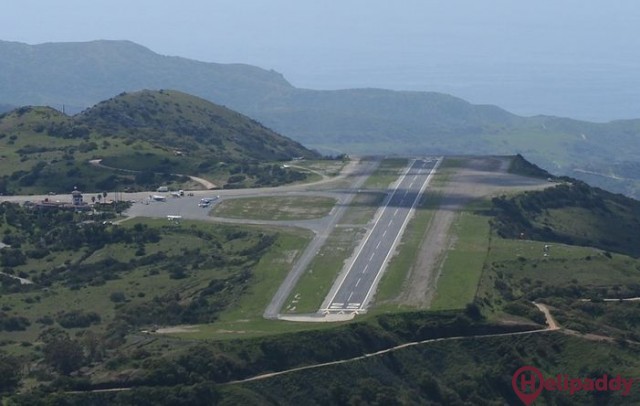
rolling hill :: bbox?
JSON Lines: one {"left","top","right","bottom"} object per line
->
{"left": 76, "top": 89, "right": 317, "bottom": 162}
{"left": 2, "top": 40, "right": 640, "bottom": 197}
{"left": 0, "top": 90, "right": 319, "bottom": 194}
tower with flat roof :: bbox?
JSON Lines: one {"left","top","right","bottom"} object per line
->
{"left": 71, "top": 187, "right": 83, "bottom": 206}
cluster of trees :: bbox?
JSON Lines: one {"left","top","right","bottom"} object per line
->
{"left": 1, "top": 200, "right": 277, "bottom": 293}
{"left": 0, "top": 352, "right": 21, "bottom": 395}
{"left": 2, "top": 305, "right": 545, "bottom": 403}
{"left": 45, "top": 122, "right": 91, "bottom": 139}
{"left": 40, "top": 329, "right": 86, "bottom": 375}
{"left": 0, "top": 312, "right": 31, "bottom": 331}
{"left": 117, "top": 267, "right": 252, "bottom": 327}
{"left": 0, "top": 203, "right": 158, "bottom": 252}
{"left": 56, "top": 310, "right": 101, "bottom": 329}
{"left": 10, "top": 382, "right": 220, "bottom": 405}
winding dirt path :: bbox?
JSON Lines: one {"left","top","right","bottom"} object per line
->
{"left": 533, "top": 302, "right": 560, "bottom": 330}
{"left": 88, "top": 159, "right": 216, "bottom": 189}
{"left": 0, "top": 271, "right": 33, "bottom": 285}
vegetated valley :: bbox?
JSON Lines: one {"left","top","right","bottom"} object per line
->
{"left": 4, "top": 154, "right": 640, "bottom": 404}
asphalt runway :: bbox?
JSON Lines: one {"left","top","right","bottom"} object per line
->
{"left": 0, "top": 157, "right": 442, "bottom": 319}
{"left": 320, "top": 157, "right": 441, "bottom": 314}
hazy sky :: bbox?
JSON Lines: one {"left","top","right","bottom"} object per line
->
{"left": 2, "top": 1, "right": 639, "bottom": 121}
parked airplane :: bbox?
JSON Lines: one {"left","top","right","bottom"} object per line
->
{"left": 198, "top": 196, "right": 220, "bottom": 207}
{"left": 200, "top": 196, "right": 220, "bottom": 203}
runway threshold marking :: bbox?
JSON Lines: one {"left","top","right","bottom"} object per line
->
{"left": 360, "top": 157, "right": 443, "bottom": 309}
{"left": 323, "top": 158, "right": 423, "bottom": 310}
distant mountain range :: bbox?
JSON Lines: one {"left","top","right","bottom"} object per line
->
{"left": 2, "top": 39, "right": 640, "bottom": 197}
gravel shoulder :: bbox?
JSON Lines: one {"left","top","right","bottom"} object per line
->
{"left": 395, "top": 156, "right": 551, "bottom": 308}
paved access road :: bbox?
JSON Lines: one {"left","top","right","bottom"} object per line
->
{"left": 320, "top": 157, "right": 441, "bottom": 314}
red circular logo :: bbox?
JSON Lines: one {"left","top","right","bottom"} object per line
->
{"left": 512, "top": 365, "right": 544, "bottom": 405}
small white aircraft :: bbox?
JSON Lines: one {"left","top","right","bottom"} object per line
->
{"left": 167, "top": 215, "right": 182, "bottom": 221}
{"left": 198, "top": 196, "right": 220, "bottom": 207}
{"left": 200, "top": 196, "right": 219, "bottom": 204}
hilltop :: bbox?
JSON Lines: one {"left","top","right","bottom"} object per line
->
{"left": 0, "top": 90, "right": 319, "bottom": 194}
{"left": 76, "top": 90, "right": 316, "bottom": 162}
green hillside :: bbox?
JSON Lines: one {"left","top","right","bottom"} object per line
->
{"left": 0, "top": 90, "right": 319, "bottom": 194}
{"left": 77, "top": 90, "right": 317, "bottom": 163}
{"left": 492, "top": 180, "right": 640, "bottom": 258}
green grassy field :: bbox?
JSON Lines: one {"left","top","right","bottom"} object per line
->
{"left": 433, "top": 203, "right": 640, "bottom": 315}
{"left": 281, "top": 158, "right": 412, "bottom": 314}
{"left": 284, "top": 159, "right": 347, "bottom": 178}
{"left": 338, "top": 192, "right": 386, "bottom": 225}
{"left": 373, "top": 193, "right": 440, "bottom": 310}
{"left": 283, "top": 226, "right": 367, "bottom": 314}
{"left": 429, "top": 209, "right": 491, "bottom": 310}
{"left": 371, "top": 163, "right": 453, "bottom": 311}
{"left": 0, "top": 215, "right": 311, "bottom": 350}
{"left": 167, "top": 315, "right": 344, "bottom": 341}
{"left": 216, "top": 227, "right": 312, "bottom": 321}
{"left": 362, "top": 158, "right": 408, "bottom": 189}
{"left": 479, "top": 239, "right": 640, "bottom": 297}
{"left": 211, "top": 196, "right": 337, "bottom": 221}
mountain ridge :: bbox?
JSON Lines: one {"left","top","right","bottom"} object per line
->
{"left": 2, "top": 39, "right": 640, "bottom": 197}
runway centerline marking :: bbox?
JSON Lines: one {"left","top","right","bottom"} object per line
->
{"left": 322, "top": 160, "right": 417, "bottom": 308}
{"left": 360, "top": 157, "right": 443, "bottom": 309}
{"left": 323, "top": 157, "right": 442, "bottom": 311}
